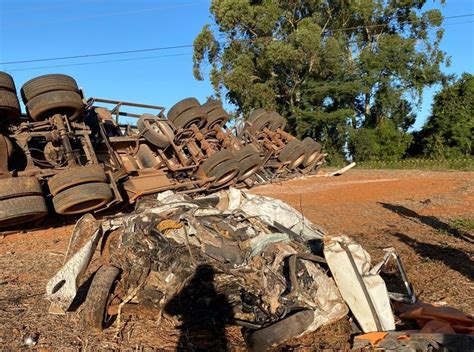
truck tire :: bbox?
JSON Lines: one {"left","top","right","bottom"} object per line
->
{"left": 268, "top": 112, "right": 286, "bottom": 131}
{"left": 26, "top": 90, "right": 84, "bottom": 121}
{"left": 278, "top": 140, "right": 306, "bottom": 169}
{"left": 0, "top": 195, "right": 48, "bottom": 228}
{"left": 206, "top": 158, "right": 239, "bottom": 187}
{"left": 48, "top": 164, "right": 108, "bottom": 196}
{"left": 52, "top": 182, "right": 113, "bottom": 215}
{"left": 167, "top": 97, "right": 200, "bottom": 122}
{"left": 81, "top": 265, "right": 120, "bottom": 331}
{"left": 249, "top": 114, "right": 273, "bottom": 134}
{"left": 248, "top": 108, "right": 267, "bottom": 123}
{"left": 0, "top": 90, "right": 21, "bottom": 120}
{"left": 301, "top": 138, "right": 322, "bottom": 167}
{"left": 137, "top": 114, "right": 174, "bottom": 148}
{"left": 206, "top": 107, "right": 229, "bottom": 128}
{"left": 21, "top": 74, "right": 79, "bottom": 102}
{"left": 235, "top": 144, "right": 259, "bottom": 162}
{"left": 0, "top": 176, "right": 43, "bottom": 200}
{"left": 172, "top": 106, "right": 207, "bottom": 129}
{"left": 0, "top": 72, "right": 16, "bottom": 92}
{"left": 237, "top": 154, "right": 262, "bottom": 181}
{"left": 201, "top": 99, "right": 221, "bottom": 114}
{"left": 199, "top": 150, "right": 234, "bottom": 175}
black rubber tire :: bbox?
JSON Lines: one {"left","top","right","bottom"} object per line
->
{"left": 207, "top": 158, "right": 239, "bottom": 187}
{"left": 248, "top": 108, "right": 267, "bottom": 123}
{"left": 235, "top": 144, "right": 259, "bottom": 162}
{"left": 52, "top": 182, "right": 113, "bottom": 215}
{"left": 81, "top": 265, "right": 120, "bottom": 332}
{"left": 201, "top": 99, "right": 222, "bottom": 114}
{"left": 0, "top": 72, "right": 16, "bottom": 92}
{"left": 237, "top": 154, "right": 262, "bottom": 181}
{"left": 26, "top": 90, "right": 85, "bottom": 121}
{"left": 172, "top": 106, "right": 207, "bottom": 129}
{"left": 199, "top": 150, "right": 234, "bottom": 175}
{"left": 249, "top": 114, "right": 273, "bottom": 134}
{"left": 137, "top": 114, "right": 174, "bottom": 148}
{"left": 278, "top": 140, "right": 301, "bottom": 162}
{"left": 0, "top": 195, "right": 48, "bottom": 228}
{"left": 245, "top": 310, "right": 314, "bottom": 351}
{"left": 268, "top": 112, "right": 286, "bottom": 131}
{"left": 0, "top": 90, "right": 21, "bottom": 120}
{"left": 301, "top": 138, "right": 322, "bottom": 167}
{"left": 21, "top": 74, "right": 78, "bottom": 102}
{"left": 167, "top": 97, "right": 200, "bottom": 122}
{"left": 206, "top": 106, "right": 229, "bottom": 128}
{"left": 278, "top": 140, "right": 306, "bottom": 169}
{"left": 0, "top": 176, "right": 43, "bottom": 200}
{"left": 48, "top": 164, "right": 108, "bottom": 196}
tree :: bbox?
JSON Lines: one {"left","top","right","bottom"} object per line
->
{"left": 193, "top": 0, "right": 447, "bottom": 161}
{"left": 413, "top": 73, "right": 474, "bottom": 158}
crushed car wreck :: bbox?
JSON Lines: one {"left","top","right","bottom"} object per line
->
{"left": 46, "top": 188, "right": 474, "bottom": 351}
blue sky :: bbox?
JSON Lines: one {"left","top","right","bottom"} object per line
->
{"left": 0, "top": 0, "right": 473, "bottom": 129}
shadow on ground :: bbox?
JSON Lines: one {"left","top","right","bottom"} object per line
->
{"left": 392, "top": 232, "right": 474, "bottom": 282}
{"left": 165, "top": 264, "right": 233, "bottom": 352}
{"left": 379, "top": 202, "right": 474, "bottom": 244}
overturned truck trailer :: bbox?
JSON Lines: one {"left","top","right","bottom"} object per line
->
{"left": 0, "top": 73, "right": 327, "bottom": 228}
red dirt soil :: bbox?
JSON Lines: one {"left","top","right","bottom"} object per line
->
{"left": 0, "top": 169, "right": 472, "bottom": 350}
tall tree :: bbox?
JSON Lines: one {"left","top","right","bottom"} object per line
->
{"left": 193, "top": 0, "right": 447, "bottom": 160}
{"left": 412, "top": 73, "right": 474, "bottom": 158}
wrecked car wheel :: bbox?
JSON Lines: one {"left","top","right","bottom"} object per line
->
{"left": 278, "top": 140, "right": 306, "bottom": 169}
{"left": 137, "top": 114, "right": 174, "bottom": 149}
{"left": 21, "top": 74, "right": 79, "bottom": 102}
{"left": 26, "top": 90, "right": 85, "bottom": 122}
{"left": 81, "top": 265, "right": 120, "bottom": 331}
{"left": 245, "top": 310, "right": 314, "bottom": 351}
{"left": 48, "top": 164, "right": 108, "bottom": 196}
{"left": 52, "top": 182, "right": 113, "bottom": 215}
{"left": 167, "top": 97, "right": 200, "bottom": 122}
{"left": 0, "top": 195, "right": 48, "bottom": 228}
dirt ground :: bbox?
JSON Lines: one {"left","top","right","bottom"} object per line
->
{"left": 0, "top": 169, "right": 472, "bottom": 350}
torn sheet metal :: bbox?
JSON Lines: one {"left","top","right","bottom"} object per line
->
{"left": 45, "top": 214, "right": 102, "bottom": 313}
{"left": 324, "top": 235, "right": 396, "bottom": 333}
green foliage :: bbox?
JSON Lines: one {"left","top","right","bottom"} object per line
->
{"left": 193, "top": 0, "right": 448, "bottom": 160}
{"left": 414, "top": 73, "right": 474, "bottom": 158}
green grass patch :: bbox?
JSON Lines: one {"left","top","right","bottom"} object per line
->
{"left": 451, "top": 218, "right": 474, "bottom": 232}
{"left": 355, "top": 158, "right": 474, "bottom": 171}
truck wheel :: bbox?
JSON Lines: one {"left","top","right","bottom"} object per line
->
{"left": 248, "top": 108, "right": 267, "bottom": 123}
{"left": 172, "top": 106, "right": 207, "bottom": 129}
{"left": 26, "top": 90, "right": 84, "bottom": 121}
{"left": 235, "top": 144, "right": 259, "bottom": 162}
{"left": 207, "top": 158, "right": 239, "bottom": 187}
{"left": 0, "top": 195, "right": 48, "bottom": 228}
{"left": 81, "top": 265, "right": 120, "bottom": 331}
{"left": 301, "top": 138, "right": 322, "bottom": 167}
{"left": 137, "top": 114, "right": 174, "bottom": 148}
{"left": 201, "top": 98, "right": 221, "bottom": 114}
{"left": 0, "top": 90, "right": 21, "bottom": 121}
{"left": 237, "top": 154, "right": 262, "bottom": 181}
{"left": 0, "top": 72, "right": 16, "bottom": 92}
{"left": 268, "top": 112, "right": 286, "bottom": 131}
{"left": 21, "top": 74, "right": 79, "bottom": 102}
{"left": 0, "top": 176, "right": 43, "bottom": 200}
{"left": 245, "top": 310, "right": 314, "bottom": 351}
{"left": 48, "top": 164, "right": 108, "bottom": 196}
{"left": 52, "top": 182, "right": 113, "bottom": 215}
{"left": 167, "top": 97, "right": 200, "bottom": 122}
{"left": 206, "top": 107, "right": 229, "bottom": 128}
{"left": 278, "top": 140, "right": 306, "bottom": 169}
